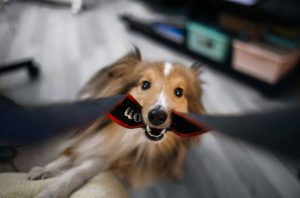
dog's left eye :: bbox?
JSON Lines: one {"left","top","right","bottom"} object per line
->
{"left": 141, "top": 81, "right": 151, "bottom": 90}
{"left": 174, "top": 87, "right": 183, "bottom": 97}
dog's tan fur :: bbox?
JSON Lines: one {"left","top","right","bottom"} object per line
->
{"left": 28, "top": 49, "right": 205, "bottom": 197}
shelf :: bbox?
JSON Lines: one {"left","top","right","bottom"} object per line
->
{"left": 120, "top": 14, "right": 299, "bottom": 96}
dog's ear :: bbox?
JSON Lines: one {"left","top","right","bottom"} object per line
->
{"left": 121, "top": 46, "right": 141, "bottom": 62}
{"left": 187, "top": 63, "right": 205, "bottom": 114}
{"left": 191, "top": 62, "right": 204, "bottom": 73}
{"left": 108, "top": 47, "right": 141, "bottom": 78}
{"left": 187, "top": 89, "right": 205, "bottom": 114}
{"left": 79, "top": 48, "right": 142, "bottom": 99}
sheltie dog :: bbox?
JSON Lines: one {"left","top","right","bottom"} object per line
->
{"left": 28, "top": 48, "right": 205, "bottom": 198}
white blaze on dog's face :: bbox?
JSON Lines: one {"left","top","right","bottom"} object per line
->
{"left": 129, "top": 62, "right": 195, "bottom": 142}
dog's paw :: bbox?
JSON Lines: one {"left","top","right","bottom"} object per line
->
{"left": 27, "top": 167, "right": 54, "bottom": 180}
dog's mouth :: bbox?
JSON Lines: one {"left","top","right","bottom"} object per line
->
{"left": 144, "top": 125, "right": 167, "bottom": 141}
{"left": 108, "top": 94, "right": 211, "bottom": 141}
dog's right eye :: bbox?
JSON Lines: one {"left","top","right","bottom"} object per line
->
{"left": 141, "top": 81, "right": 151, "bottom": 90}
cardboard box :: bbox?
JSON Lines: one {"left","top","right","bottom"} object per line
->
{"left": 233, "top": 40, "right": 300, "bottom": 84}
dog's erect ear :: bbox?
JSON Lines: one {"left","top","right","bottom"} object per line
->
{"left": 187, "top": 62, "right": 205, "bottom": 114}
{"left": 132, "top": 45, "right": 141, "bottom": 61}
{"left": 191, "top": 62, "right": 204, "bottom": 73}
{"left": 79, "top": 48, "right": 142, "bottom": 99}
{"left": 107, "top": 47, "right": 141, "bottom": 78}
{"left": 118, "top": 46, "right": 141, "bottom": 64}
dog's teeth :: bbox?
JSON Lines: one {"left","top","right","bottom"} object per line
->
{"left": 145, "top": 127, "right": 167, "bottom": 141}
{"left": 146, "top": 125, "right": 151, "bottom": 133}
{"left": 160, "top": 129, "right": 167, "bottom": 135}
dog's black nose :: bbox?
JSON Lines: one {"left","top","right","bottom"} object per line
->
{"left": 148, "top": 109, "right": 167, "bottom": 126}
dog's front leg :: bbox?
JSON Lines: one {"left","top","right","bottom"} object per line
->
{"left": 35, "top": 159, "right": 104, "bottom": 198}
{"left": 28, "top": 156, "right": 71, "bottom": 180}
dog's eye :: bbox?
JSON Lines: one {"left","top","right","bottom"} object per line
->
{"left": 141, "top": 81, "right": 151, "bottom": 90}
{"left": 174, "top": 87, "right": 183, "bottom": 97}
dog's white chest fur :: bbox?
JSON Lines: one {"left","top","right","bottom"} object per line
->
{"left": 75, "top": 126, "right": 146, "bottom": 161}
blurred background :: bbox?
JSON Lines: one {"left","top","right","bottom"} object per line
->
{"left": 0, "top": 0, "right": 300, "bottom": 197}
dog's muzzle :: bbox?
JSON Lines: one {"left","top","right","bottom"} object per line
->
{"left": 107, "top": 94, "right": 210, "bottom": 141}
{"left": 145, "top": 107, "right": 168, "bottom": 141}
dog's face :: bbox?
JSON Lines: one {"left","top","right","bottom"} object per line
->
{"left": 80, "top": 49, "right": 204, "bottom": 143}
{"left": 129, "top": 61, "right": 204, "bottom": 142}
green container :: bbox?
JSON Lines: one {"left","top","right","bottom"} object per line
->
{"left": 187, "top": 22, "right": 231, "bottom": 63}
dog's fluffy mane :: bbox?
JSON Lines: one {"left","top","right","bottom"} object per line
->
{"left": 65, "top": 48, "right": 205, "bottom": 188}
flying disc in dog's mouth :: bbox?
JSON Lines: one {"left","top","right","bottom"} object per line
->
{"left": 107, "top": 94, "right": 211, "bottom": 141}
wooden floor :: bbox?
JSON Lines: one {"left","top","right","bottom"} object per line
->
{"left": 0, "top": 1, "right": 300, "bottom": 197}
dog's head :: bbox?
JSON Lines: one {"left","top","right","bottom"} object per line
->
{"left": 80, "top": 48, "right": 205, "bottom": 142}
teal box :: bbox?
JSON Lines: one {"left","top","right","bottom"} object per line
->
{"left": 186, "top": 22, "right": 231, "bottom": 63}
